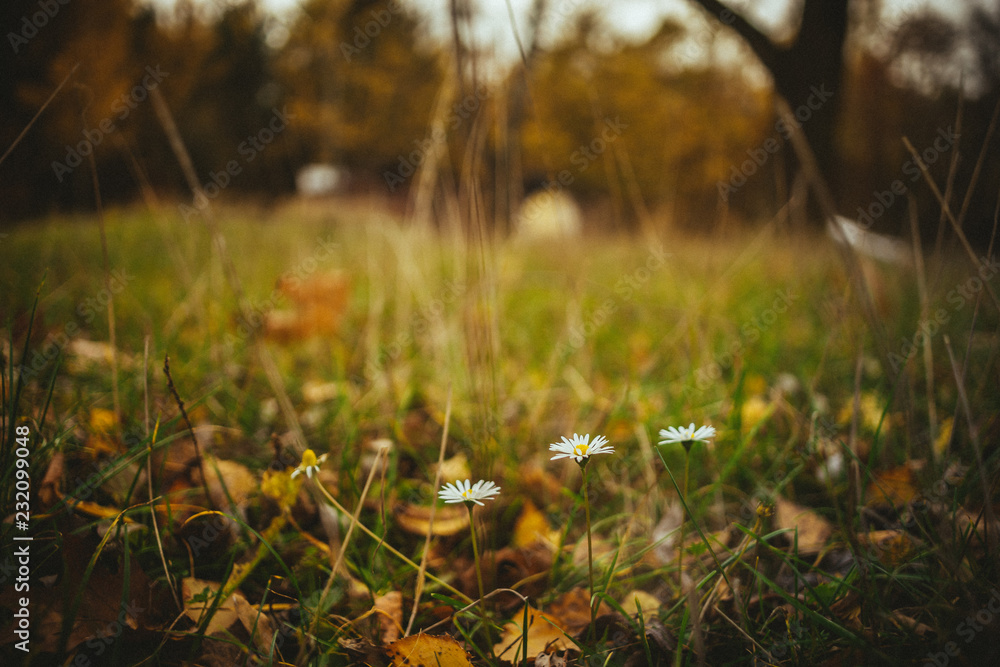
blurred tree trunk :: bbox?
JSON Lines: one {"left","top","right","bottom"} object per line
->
{"left": 688, "top": 0, "right": 850, "bottom": 209}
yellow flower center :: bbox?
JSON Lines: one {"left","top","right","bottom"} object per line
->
{"left": 575, "top": 444, "right": 588, "bottom": 456}
{"left": 462, "top": 489, "right": 472, "bottom": 498}
{"left": 301, "top": 449, "right": 317, "bottom": 468}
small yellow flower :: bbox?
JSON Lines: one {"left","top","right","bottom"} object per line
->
{"left": 291, "top": 448, "right": 328, "bottom": 480}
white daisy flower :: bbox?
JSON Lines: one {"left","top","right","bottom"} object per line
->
{"left": 658, "top": 423, "right": 716, "bottom": 451}
{"left": 291, "top": 448, "right": 328, "bottom": 479}
{"left": 549, "top": 433, "right": 614, "bottom": 464}
{"left": 438, "top": 479, "right": 501, "bottom": 506}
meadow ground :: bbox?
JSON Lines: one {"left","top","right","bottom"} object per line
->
{"left": 1, "top": 203, "right": 998, "bottom": 665}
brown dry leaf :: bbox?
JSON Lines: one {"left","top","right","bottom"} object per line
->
{"left": 775, "top": 498, "right": 833, "bottom": 554}
{"left": 546, "top": 588, "right": 611, "bottom": 636}
{"left": 233, "top": 594, "right": 276, "bottom": 652}
{"left": 385, "top": 633, "right": 473, "bottom": 667}
{"left": 861, "top": 530, "right": 919, "bottom": 566}
{"left": 182, "top": 578, "right": 240, "bottom": 636}
{"left": 265, "top": 271, "right": 350, "bottom": 342}
{"left": 865, "top": 464, "right": 919, "bottom": 507}
{"left": 494, "top": 605, "right": 573, "bottom": 661}
{"left": 395, "top": 502, "right": 469, "bottom": 536}
{"left": 890, "top": 610, "right": 933, "bottom": 636}
{"left": 39, "top": 451, "right": 65, "bottom": 506}
{"left": 373, "top": 591, "right": 404, "bottom": 644}
{"left": 195, "top": 457, "right": 258, "bottom": 511}
{"left": 514, "top": 500, "right": 559, "bottom": 548}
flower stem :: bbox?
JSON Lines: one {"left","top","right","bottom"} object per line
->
{"left": 468, "top": 505, "right": 485, "bottom": 602}
{"left": 467, "top": 503, "right": 495, "bottom": 659}
{"left": 583, "top": 465, "right": 596, "bottom": 631}
{"left": 677, "top": 451, "right": 690, "bottom": 591}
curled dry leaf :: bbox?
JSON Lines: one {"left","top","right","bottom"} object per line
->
{"left": 385, "top": 633, "right": 473, "bottom": 667}
{"left": 395, "top": 502, "right": 469, "bottom": 536}
{"left": 373, "top": 591, "right": 403, "bottom": 644}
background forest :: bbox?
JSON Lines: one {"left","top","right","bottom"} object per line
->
{"left": 1, "top": 0, "right": 999, "bottom": 243}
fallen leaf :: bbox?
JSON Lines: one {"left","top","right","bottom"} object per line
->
{"left": 435, "top": 452, "right": 471, "bottom": 483}
{"left": 546, "top": 588, "right": 611, "bottom": 636}
{"left": 195, "top": 457, "right": 258, "bottom": 512}
{"left": 494, "top": 605, "right": 573, "bottom": 660}
{"left": 373, "top": 591, "right": 403, "bottom": 643}
{"left": 865, "top": 465, "right": 919, "bottom": 507}
{"left": 861, "top": 530, "right": 919, "bottom": 566}
{"left": 620, "top": 590, "right": 661, "bottom": 618}
{"left": 395, "top": 502, "right": 469, "bottom": 536}
{"left": 775, "top": 498, "right": 833, "bottom": 554}
{"left": 182, "top": 578, "right": 240, "bottom": 636}
{"left": 890, "top": 610, "right": 932, "bottom": 636}
{"left": 233, "top": 594, "right": 276, "bottom": 652}
{"left": 385, "top": 633, "right": 473, "bottom": 667}
{"left": 514, "top": 500, "right": 559, "bottom": 548}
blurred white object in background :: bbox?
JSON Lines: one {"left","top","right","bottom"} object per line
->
{"left": 514, "top": 189, "right": 583, "bottom": 240}
{"left": 296, "top": 163, "right": 347, "bottom": 197}
{"left": 827, "top": 214, "right": 911, "bottom": 265}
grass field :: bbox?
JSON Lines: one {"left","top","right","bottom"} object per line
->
{"left": 2, "top": 203, "right": 998, "bottom": 665}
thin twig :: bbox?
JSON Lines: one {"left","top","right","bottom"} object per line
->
{"left": 943, "top": 335, "right": 997, "bottom": 550}
{"left": 902, "top": 136, "right": 1000, "bottom": 313}
{"left": 163, "top": 354, "right": 214, "bottom": 509}
{"left": 0, "top": 63, "right": 80, "bottom": 168}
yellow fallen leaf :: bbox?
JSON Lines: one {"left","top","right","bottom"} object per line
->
{"left": 494, "top": 605, "right": 573, "bottom": 660}
{"left": 385, "top": 633, "right": 473, "bottom": 667}
{"left": 621, "top": 590, "right": 661, "bottom": 618}
{"left": 514, "top": 500, "right": 558, "bottom": 548}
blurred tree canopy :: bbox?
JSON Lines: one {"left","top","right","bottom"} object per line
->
{"left": 0, "top": 0, "right": 997, "bottom": 243}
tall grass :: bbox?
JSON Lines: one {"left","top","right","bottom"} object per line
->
{"left": 2, "top": 203, "right": 998, "bottom": 664}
